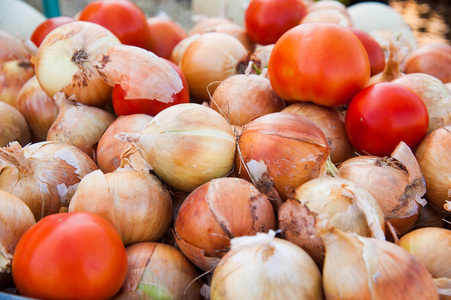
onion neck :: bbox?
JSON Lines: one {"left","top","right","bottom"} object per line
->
{"left": 0, "top": 251, "right": 12, "bottom": 273}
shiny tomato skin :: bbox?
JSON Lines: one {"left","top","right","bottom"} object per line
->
{"left": 112, "top": 59, "right": 190, "bottom": 117}
{"left": 345, "top": 82, "right": 429, "bottom": 156}
{"left": 245, "top": 0, "right": 307, "bottom": 45}
{"left": 12, "top": 212, "right": 128, "bottom": 300}
{"left": 145, "top": 17, "right": 188, "bottom": 59}
{"left": 78, "top": 0, "right": 148, "bottom": 48}
{"left": 268, "top": 23, "right": 370, "bottom": 106}
{"left": 349, "top": 27, "right": 386, "bottom": 76}
{"left": 30, "top": 16, "right": 76, "bottom": 47}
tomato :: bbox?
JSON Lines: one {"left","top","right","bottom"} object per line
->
{"left": 349, "top": 27, "right": 386, "bottom": 76}
{"left": 345, "top": 82, "right": 429, "bottom": 156}
{"left": 268, "top": 23, "right": 370, "bottom": 106}
{"left": 245, "top": 0, "right": 307, "bottom": 45}
{"left": 145, "top": 17, "right": 188, "bottom": 59}
{"left": 78, "top": 0, "right": 149, "bottom": 48}
{"left": 112, "top": 59, "right": 190, "bottom": 116}
{"left": 30, "top": 16, "right": 76, "bottom": 47}
{"left": 12, "top": 211, "right": 128, "bottom": 300}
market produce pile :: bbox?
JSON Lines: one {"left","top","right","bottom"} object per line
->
{"left": 1, "top": 0, "right": 451, "bottom": 299}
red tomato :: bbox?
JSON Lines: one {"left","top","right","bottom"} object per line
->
{"left": 145, "top": 17, "right": 188, "bottom": 59}
{"left": 268, "top": 23, "right": 370, "bottom": 106}
{"left": 349, "top": 27, "right": 386, "bottom": 76}
{"left": 112, "top": 59, "right": 190, "bottom": 116}
{"left": 78, "top": 0, "right": 149, "bottom": 48}
{"left": 30, "top": 16, "right": 76, "bottom": 47}
{"left": 12, "top": 211, "right": 128, "bottom": 300}
{"left": 245, "top": 0, "right": 307, "bottom": 45}
{"left": 345, "top": 82, "right": 429, "bottom": 156}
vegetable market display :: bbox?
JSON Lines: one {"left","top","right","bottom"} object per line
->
{"left": 1, "top": 0, "right": 451, "bottom": 299}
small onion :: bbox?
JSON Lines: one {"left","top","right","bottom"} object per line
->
{"left": 116, "top": 242, "right": 203, "bottom": 300}
{"left": 0, "top": 141, "right": 98, "bottom": 220}
{"left": 69, "top": 168, "right": 173, "bottom": 245}
{"left": 0, "top": 30, "right": 30, "bottom": 65}
{"left": 96, "top": 114, "right": 153, "bottom": 173}
{"left": 210, "top": 74, "right": 285, "bottom": 126}
{"left": 120, "top": 104, "right": 236, "bottom": 192}
{"left": 47, "top": 92, "right": 115, "bottom": 158}
{"left": 180, "top": 32, "right": 249, "bottom": 102}
{"left": 301, "top": 8, "right": 352, "bottom": 27}
{"left": 0, "top": 190, "right": 35, "bottom": 289}
{"left": 0, "top": 59, "right": 34, "bottom": 106}
{"left": 15, "top": 76, "right": 58, "bottom": 142}
{"left": 235, "top": 112, "right": 330, "bottom": 200}
{"left": 210, "top": 231, "right": 323, "bottom": 300}
{"left": 282, "top": 102, "right": 353, "bottom": 164}
{"left": 393, "top": 73, "right": 451, "bottom": 133}
{"left": 414, "top": 125, "right": 451, "bottom": 213}
{"left": 0, "top": 101, "right": 30, "bottom": 147}
{"left": 174, "top": 177, "right": 276, "bottom": 271}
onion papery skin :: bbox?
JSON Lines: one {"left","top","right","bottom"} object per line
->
{"left": 116, "top": 242, "right": 203, "bottom": 300}
{"left": 0, "top": 59, "right": 34, "bottom": 107}
{"left": 0, "top": 141, "right": 98, "bottom": 221}
{"left": 235, "top": 112, "right": 330, "bottom": 200}
{"left": 0, "top": 30, "right": 30, "bottom": 65}
{"left": 122, "top": 103, "right": 236, "bottom": 192}
{"left": 0, "top": 101, "right": 30, "bottom": 147}
{"left": 174, "top": 177, "right": 276, "bottom": 271}
{"left": 69, "top": 168, "right": 173, "bottom": 246}
{"left": 34, "top": 21, "right": 121, "bottom": 107}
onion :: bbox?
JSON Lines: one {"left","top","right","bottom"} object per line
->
{"left": 307, "top": 0, "right": 349, "bottom": 16}
{"left": 34, "top": 21, "right": 121, "bottom": 107}
{"left": 174, "top": 177, "right": 276, "bottom": 271}
{"left": 0, "top": 30, "right": 30, "bottom": 65}
{"left": 338, "top": 142, "right": 426, "bottom": 237}
{"left": 235, "top": 112, "right": 330, "bottom": 200}
{"left": 0, "top": 190, "right": 35, "bottom": 289}
{"left": 15, "top": 76, "right": 58, "bottom": 142}
{"left": 169, "top": 34, "right": 200, "bottom": 65}
{"left": 47, "top": 92, "right": 115, "bottom": 158}
{"left": 0, "top": 101, "right": 30, "bottom": 147}
{"left": 119, "top": 103, "right": 236, "bottom": 192}
{"left": 321, "top": 225, "right": 439, "bottom": 299}
{"left": 251, "top": 44, "right": 274, "bottom": 71}
{"left": 0, "top": 59, "right": 34, "bottom": 106}
{"left": 210, "top": 73, "right": 285, "bottom": 126}
{"left": 116, "top": 242, "right": 203, "bottom": 300}
{"left": 411, "top": 203, "right": 445, "bottom": 230}
{"left": 403, "top": 43, "right": 451, "bottom": 83}
{"left": 0, "top": 141, "right": 98, "bottom": 220}
{"left": 210, "top": 231, "right": 323, "bottom": 300}
{"left": 393, "top": 73, "right": 451, "bottom": 133}
{"left": 278, "top": 176, "right": 385, "bottom": 267}
{"left": 414, "top": 125, "right": 451, "bottom": 214}
{"left": 96, "top": 114, "right": 153, "bottom": 173}
{"left": 282, "top": 102, "right": 353, "bottom": 164}
{"left": 180, "top": 32, "right": 249, "bottom": 103}
{"left": 301, "top": 8, "right": 352, "bottom": 27}
{"left": 69, "top": 168, "right": 173, "bottom": 245}
{"left": 368, "top": 37, "right": 404, "bottom": 85}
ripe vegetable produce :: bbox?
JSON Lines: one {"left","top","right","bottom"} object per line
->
{"left": 349, "top": 27, "right": 386, "bottom": 76}
{"left": 12, "top": 211, "right": 128, "bottom": 300}
{"left": 30, "top": 16, "right": 76, "bottom": 47}
{"left": 0, "top": 59, "right": 34, "bottom": 106}
{"left": 145, "top": 17, "right": 188, "bottom": 59}
{"left": 0, "top": 101, "right": 30, "bottom": 147}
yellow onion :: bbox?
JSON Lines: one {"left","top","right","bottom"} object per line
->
{"left": 282, "top": 102, "right": 353, "bottom": 164}
{"left": 0, "top": 190, "right": 35, "bottom": 289}
{"left": 278, "top": 176, "right": 385, "bottom": 267}
{"left": 0, "top": 141, "right": 98, "bottom": 220}
{"left": 0, "top": 30, "right": 30, "bottom": 65}
{"left": 210, "top": 74, "right": 285, "bottom": 126}
{"left": 180, "top": 32, "right": 249, "bottom": 102}
{"left": 0, "top": 59, "right": 34, "bottom": 106}
{"left": 69, "top": 167, "right": 173, "bottom": 245}
{"left": 174, "top": 177, "right": 276, "bottom": 271}
{"left": 210, "top": 231, "right": 323, "bottom": 300}
{"left": 235, "top": 112, "right": 330, "bottom": 200}
{"left": 414, "top": 125, "right": 451, "bottom": 214}
{"left": 0, "top": 101, "right": 30, "bottom": 147}
{"left": 47, "top": 92, "right": 115, "bottom": 158}
{"left": 399, "top": 227, "right": 451, "bottom": 299}
{"left": 96, "top": 114, "right": 153, "bottom": 173}
{"left": 15, "top": 76, "right": 58, "bottom": 142}
{"left": 393, "top": 73, "right": 451, "bottom": 133}
{"left": 119, "top": 104, "right": 236, "bottom": 192}
{"left": 301, "top": 8, "right": 352, "bottom": 27}
{"left": 321, "top": 225, "right": 439, "bottom": 299}
{"left": 115, "top": 242, "right": 203, "bottom": 300}
{"left": 170, "top": 34, "right": 200, "bottom": 66}
{"left": 338, "top": 142, "right": 426, "bottom": 237}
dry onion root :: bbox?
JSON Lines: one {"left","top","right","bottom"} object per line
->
{"left": 115, "top": 242, "right": 203, "bottom": 300}
{"left": 174, "top": 177, "right": 276, "bottom": 271}
{"left": 0, "top": 101, "right": 30, "bottom": 147}
{"left": 0, "top": 141, "right": 98, "bottom": 220}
